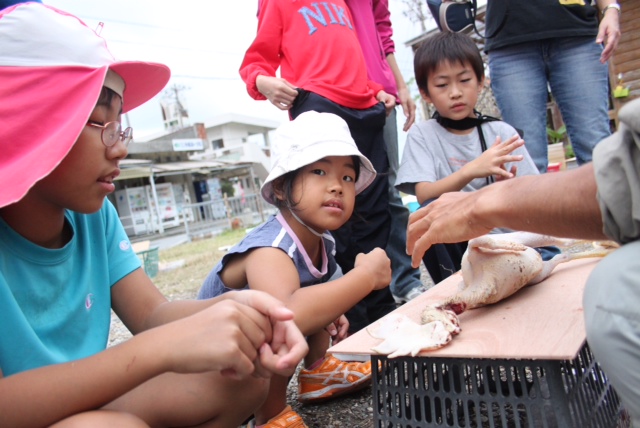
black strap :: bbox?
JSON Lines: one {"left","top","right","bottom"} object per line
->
{"left": 470, "top": 0, "right": 508, "bottom": 39}
{"left": 433, "top": 110, "right": 498, "bottom": 185}
{"left": 476, "top": 123, "right": 494, "bottom": 185}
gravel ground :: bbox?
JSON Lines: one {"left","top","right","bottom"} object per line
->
{"left": 108, "top": 233, "right": 617, "bottom": 427}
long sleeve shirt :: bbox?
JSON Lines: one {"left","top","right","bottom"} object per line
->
{"left": 346, "top": 0, "right": 397, "bottom": 96}
{"left": 240, "top": 0, "right": 384, "bottom": 109}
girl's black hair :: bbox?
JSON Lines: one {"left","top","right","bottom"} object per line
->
{"left": 96, "top": 86, "right": 121, "bottom": 110}
{"left": 413, "top": 32, "right": 484, "bottom": 96}
{"left": 272, "top": 155, "right": 361, "bottom": 209}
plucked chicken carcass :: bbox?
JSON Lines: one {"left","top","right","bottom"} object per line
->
{"left": 369, "top": 232, "right": 617, "bottom": 357}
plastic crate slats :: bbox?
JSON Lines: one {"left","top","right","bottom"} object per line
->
{"left": 372, "top": 342, "right": 627, "bottom": 427}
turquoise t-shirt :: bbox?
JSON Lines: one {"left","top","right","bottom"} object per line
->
{"left": 0, "top": 200, "right": 141, "bottom": 376}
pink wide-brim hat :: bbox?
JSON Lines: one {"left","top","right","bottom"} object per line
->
{"left": 0, "top": 3, "right": 171, "bottom": 208}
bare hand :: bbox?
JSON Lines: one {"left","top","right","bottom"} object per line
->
{"left": 158, "top": 290, "right": 305, "bottom": 380}
{"left": 406, "top": 192, "right": 494, "bottom": 268}
{"left": 597, "top": 11, "right": 621, "bottom": 63}
{"left": 325, "top": 315, "right": 349, "bottom": 344}
{"left": 354, "top": 248, "right": 392, "bottom": 290}
{"left": 226, "top": 290, "right": 307, "bottom": 377}
{"left": 397, "top": 86, "right": 416, "bottom": 131}
{"left": 256, "top": 75, "right": 298, "bottom": 110}
{"left": 258, "top": 319, "right": 308, "bottom": 377}
{"left": 376, "top": 90, "right": 397, "bottom": 116}
{"left": 465, "top": 135, "right": 524, "bottom": 180}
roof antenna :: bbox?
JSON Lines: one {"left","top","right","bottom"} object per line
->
{"left": 95, "top": 22, "right": 104, "bottom": 35}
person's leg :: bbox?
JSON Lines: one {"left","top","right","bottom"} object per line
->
{"left": 291, "top": 92, "right": 394, "bottom": 333}
{"left": 489, "top": 42, "right": 550, "bottom": 172}
{"left": 342, "top": 105, "right": 395, "bottom": 331}
{"left": 583, "top": 240, "right": 640, "bottom": 426}
{"left": 384, "top": 108, "right": 424, "bottom": 300}
{"left": 547, "top": 36, "right": 611, "bottom": 166}
{"left": 104, "top": 370, "right": 269, "bottom": 428}
{"left": 51, "top": 410, "right": 149, "bottom": 428}
{"left": 422, "top": 242, "right": 468, "bottom": 284}
{"left": 253, "top": 374, "right": 290, "bottom": 425}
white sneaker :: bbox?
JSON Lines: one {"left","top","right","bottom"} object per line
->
{"left": 393, "top": 285, "right": 427, "bottom": 304}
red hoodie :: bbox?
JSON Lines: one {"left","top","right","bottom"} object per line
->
{"left": 240, "top": 0, "right": 384, "bottom": 109}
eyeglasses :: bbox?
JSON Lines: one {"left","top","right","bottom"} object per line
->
{"left": 85, "top": 121, "right": 133, "bottom": 148}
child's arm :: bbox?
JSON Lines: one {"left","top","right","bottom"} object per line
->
{"left": 111, "top": 269, "right": 306, "bottom": 375}
{"left": 243, "top": 247, "right": 391, "bottom": 336}
{"left": 256, "top": 75, "right": 298, "bottom": 110}
{"left": 414, "top": 134, "right": 525, "bottom": 204}
{"left": 238, "top": 0, "right": 284, "bottom": 101}
{"left": 0, "top": 287, "right": 306, "bottom": 427}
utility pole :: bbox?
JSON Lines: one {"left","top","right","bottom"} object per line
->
{"left": 161, "top": 84, "right": 190, "bottom": 130}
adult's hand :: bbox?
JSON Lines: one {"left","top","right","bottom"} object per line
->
{"left": 406, "top": 191, "right": 493, "bottom": 268}
{"left": 597, "top": 10, "right": 621, "bottom": 63}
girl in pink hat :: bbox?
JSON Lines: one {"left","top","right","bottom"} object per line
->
{"left": 0, "top": 4, "right": 307, "bottom": 427}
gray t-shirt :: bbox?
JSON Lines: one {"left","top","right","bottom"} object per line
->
{"left": 396, "top": 119, "right": 539, "bottom": 196}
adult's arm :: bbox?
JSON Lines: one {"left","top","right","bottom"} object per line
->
{"left": 386, "top": 53, "right": 416, "bottom": 131}
{"left": 407, "top": 164, "right": 606, "bottom": 267}
{"left": 372, "top": 0, "right": 416, "bottom": 130}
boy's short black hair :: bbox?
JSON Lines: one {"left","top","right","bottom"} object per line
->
{"left": 413, "top": 32, "right": 484, "bottom": 96}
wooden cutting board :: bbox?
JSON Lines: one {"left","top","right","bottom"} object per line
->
{"left": 329, "top": 257, "right": 600, "bottom": 361}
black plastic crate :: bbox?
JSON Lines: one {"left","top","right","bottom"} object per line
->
{"left": 372, "top": 342, "right": 627, "bottom": 428}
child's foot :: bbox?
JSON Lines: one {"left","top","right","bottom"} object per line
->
{"left": 255, "top": 405, "right": 308, "bottom": 428}
{"left": 297, "top": 354, "right": 372, "bottom": 403}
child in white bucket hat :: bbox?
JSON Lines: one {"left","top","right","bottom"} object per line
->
{"left": 198, "top": 111, "right": 391, "bottom": 427}
{"left": 0, "top": 4, "right": 307, "bottom": 427}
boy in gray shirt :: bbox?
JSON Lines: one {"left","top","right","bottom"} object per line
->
{"left": 396, "top": 32, "right": 540, "bottom": 283}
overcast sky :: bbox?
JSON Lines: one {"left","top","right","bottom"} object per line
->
{"left": 45, "top": 0, "right": 429, "bottom": 147}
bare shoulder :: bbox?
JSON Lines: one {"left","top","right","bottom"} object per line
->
{"left": 221, "top": 247, "right": 293, "bottom": 289}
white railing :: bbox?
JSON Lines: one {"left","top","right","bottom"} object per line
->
{"left": 181, "top": 193, "right": 277, "bottom": 240}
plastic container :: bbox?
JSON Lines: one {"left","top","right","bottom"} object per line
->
{"left": 137, "top": 247, "right": 160, "bottom": 278}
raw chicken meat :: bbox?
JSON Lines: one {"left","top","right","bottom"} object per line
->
{"left": 369, "top": 232, "right": 617, "bottom": 357}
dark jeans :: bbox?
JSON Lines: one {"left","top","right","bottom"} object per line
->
{"left": 291, "top": 90, "right": 395, "bottom": 334}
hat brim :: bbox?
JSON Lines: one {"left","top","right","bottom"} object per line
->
{"left": 110, "top": 61, "right": 171, "bottom": 113}
{"left": 260, "top": 141, "right": 376, "bottom": 205}
{"left": 0, "top": 62, "right": 169, "bottom": 208}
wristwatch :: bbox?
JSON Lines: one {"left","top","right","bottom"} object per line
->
{"left": 602, "top": 3, "right": 621, "bottom": 16}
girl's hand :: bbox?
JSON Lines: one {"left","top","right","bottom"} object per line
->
{"left": 354, "top": 248, "right": 392, "bottom": 290}
{"left": 465, "top": 135, "right": 524, "bottom": 180}
{"left": 157, "top": 291, "right": 307, "bottom": 380}
{"left": 376, "top": 90, "right": 396, "bottom": 116}
{"left": 256, "top": 75, "right": 298, "bottom": 110}
{"left": 325, "top": 315, "right": 349, "bottom": 344}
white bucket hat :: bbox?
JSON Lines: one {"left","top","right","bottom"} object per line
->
{"left": 261, "top": 111, "right": 376, "bottom": 205}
